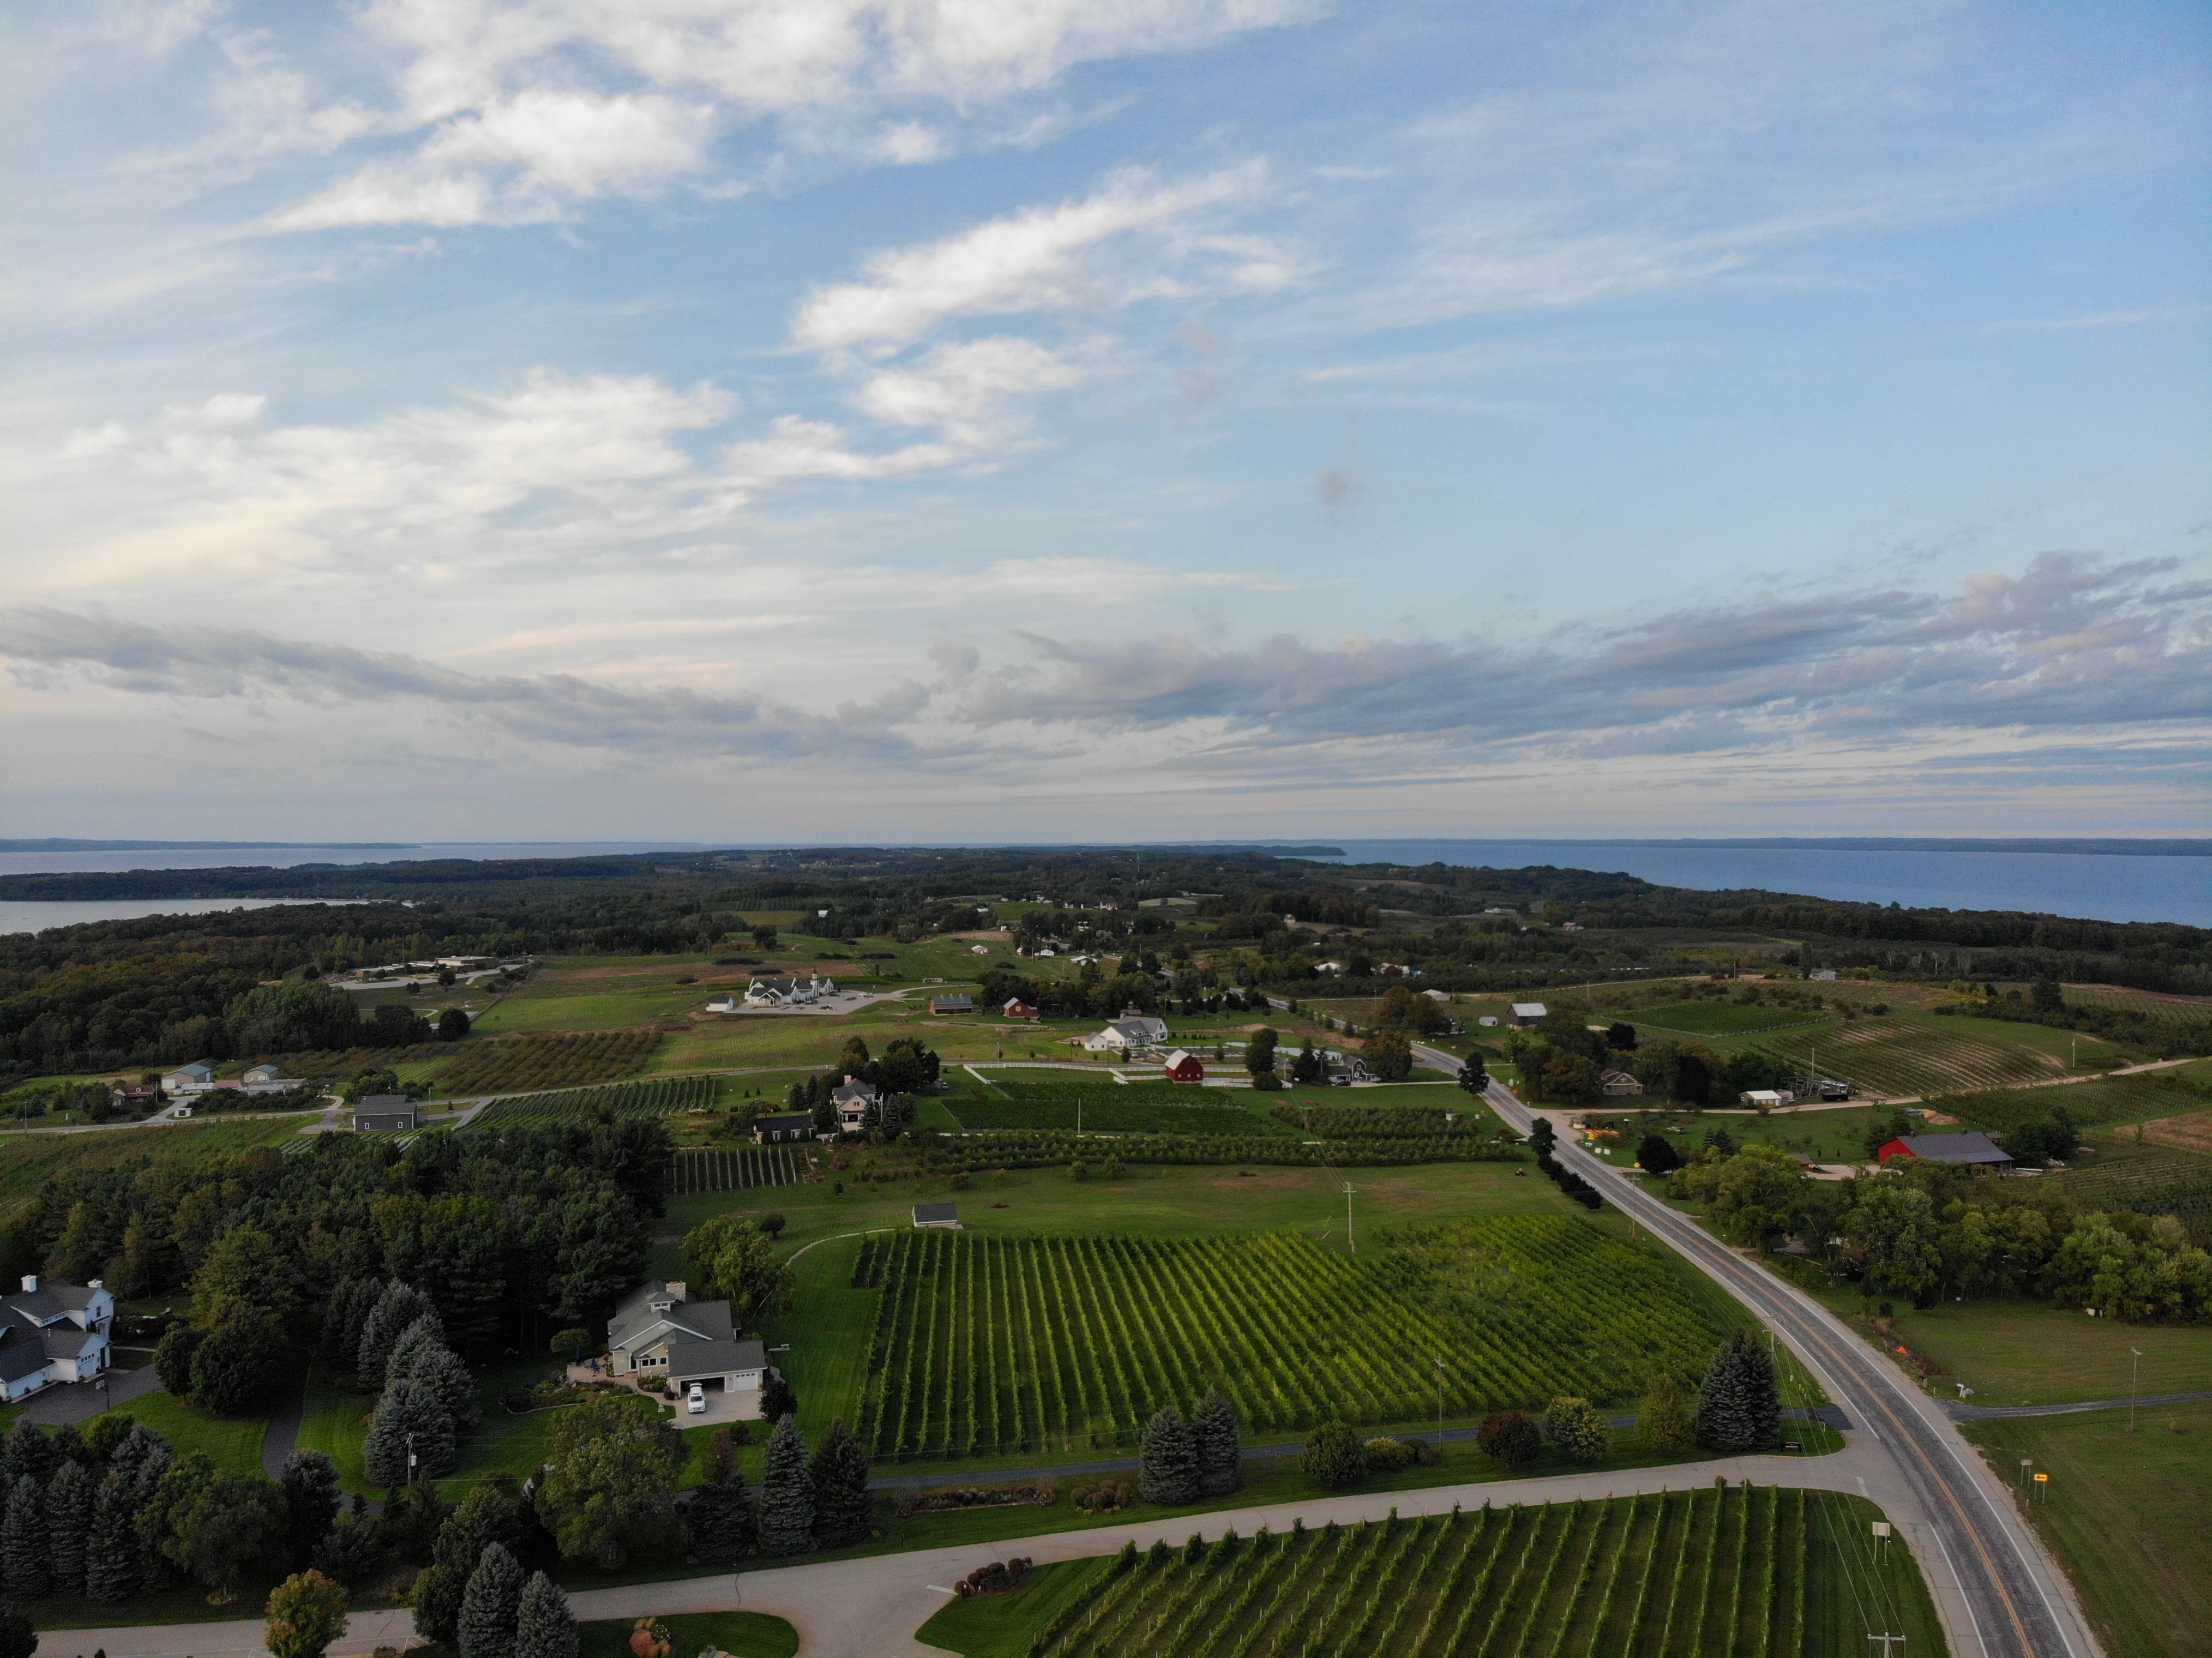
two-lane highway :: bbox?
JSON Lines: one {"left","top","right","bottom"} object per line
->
{"left": 1419, "top": 1047, "right": 2102, "bottom": 1658}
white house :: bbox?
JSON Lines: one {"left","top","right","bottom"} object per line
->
{"left": 604, "top": 1280, "right": 769, "bottom": 1411}
{"left": 832, "top": 1075, "right": 881, "bottom": 1131}
{"left": 160, "top": 1062, "right": 217, "bottom": 1096}
{"left": 1739, "top": 1089, "right": 1794, "bottom": 1109}
{"left": 1083, "top": 1015, "right": 1170, "bottom": 1053}
{"left": 744, "top": 974, "right": 830, "bottom": 1008}
{"left": 0, "top": 1276, "right": 113, "bottom": 1401}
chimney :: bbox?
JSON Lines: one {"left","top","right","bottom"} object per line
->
{"left": 88, "top": 1279, "right": 104, "bottom": 1292}
{"left": 665, "top": 1282, "right": 687, "bottom": 1302}
{"left": 19, "top": 1276, "right": 36, "bottom": 1294}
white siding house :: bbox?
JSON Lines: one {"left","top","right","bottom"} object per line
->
{"left": 0, "top": 1277, "right": 113, "bottom": 1402}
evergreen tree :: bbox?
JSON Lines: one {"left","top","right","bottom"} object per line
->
{"left": 318, "top": 1277, "right": 379, "bottom": 1370}
{"left": 384, "top": 1311, "right": 449, "bottom": 1385}
{"left": 432, "top": 1479, "right": 533, "bottom": 1581}
{"left": 191, "top": 1302, "right": 284, "bottom": 1416}
{"left": 759, "top": 1369, "right": 798, "bottom": 1423}
{"left": 456, "top": 1541, "right": 525, "bottom": 1658}
{"left": 278, "top": 1451, "right": 344, "bottom": 1571}
{"left": 755, "top": 1416, "right": 814, "bottom": 1557}
{"left": 1, "top": 1424, "right": 55, "bottom": 1490}
{"left": 686, "top": 1473, "right": 755, "bottom": 1566}
{"left": 807, "top": 1419, "right": 871, "bottom": 1549}
{"left": 84, "top": 1475, "right": 139, "bottom": 1601}
{"left": 364, "top": 1380, "right": 456, "bottom": 1488}
{"left": 394, "top": 1341, "right": 483, "bottom": 1434}
{"left": 1694, "top": 1330, "right": 1782, "bottom": 1453}
{"left": 1299, "top": 1421, "right": 1365, "bottom": 1488}
{"left": 1638, "top": 1373, "right": 1696, "bottom": 1450}
{"left": 514, "top": 1570, "right": 578, "bottom": 1658}
{"left": 1636, "top": 1134, "right": 1682, "bottom": 1175}
{"left": 0, "top": 1599, "right": 31, "bottom": 1658}
{"left": 0, "top": 1477, "right": 45, "bottom": 1601}
{"left": 1138, "top": 1407, "right": 1199, "bottom": 1506}
{"left": 153, "top": 1324, "right": 204, "bottom": 1398}
{"left": 1542, "top": 1396, "right": 1612, "bottom": 1461}
{"left": 1191, "top": 1391, "right": 1241, "bottom": 1499}
{"left": 45, "top": 1458, "right": 94, "bottom": 1597}
{"left": 47, "top": 1423, "right": 90, "bottom": 1471}
{"left": 357, "top": 1283, "right": 432, "bottom": 1389}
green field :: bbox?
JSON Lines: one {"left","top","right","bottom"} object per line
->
{"left": 1926, "top": 1071, "right": 2212, "bottom": 1135}
{"left": 930, "top": 1487, "right": 1943, "bottom": 1658}
{"left": 0, "top": 1115, "right": 310, "bottom": 1216}
{"left": 1816, "top": 1295, "right": 2212, "bottom": 1406}
{"left": 471, "top": 1073, "right": 720, "bottom": 1127}
{"left": 1579, "top": 1107, "right": 1894, "bottom": 1166}
{"left": 1752, "top": 1016, "right": 2069, "bottom": 1100}
{"left": 1961, "top": 1402, "right": 2212, "bottom": 1658}
{"left": 942, "top": 1095, "right": 1293, "bottom": 1136}
{"left": 437, "top": 1030, "right": 663, "bottom": 1094}
{"left": 855, "top": 1218, "right": 1730, "bottom": 1459}
{"left": 1634, "top": 1002, "right": 1830, "bottom": 1036}
{"left": 77, "top": 1391, "right": 273, "bottom": 1477}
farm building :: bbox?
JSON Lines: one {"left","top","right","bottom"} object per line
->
{"left": 1001, "top": 998, "right": 1040, "bottom": 1019}
{"left": 1600, "top": 1070, "right": 1644, "bottom": 1096}
{"left": 832, "top": 1076, "right": 881, "bottom": 1131}
{"left": 354, "top": 1096, "right": 419, "bottom": 1133}
{"left": 1877, "top": 1132, "right": 2013, "bottom": 1172}
{"left": 912, "top": 1203, "right": 961, "bottom": 1229}
{"left": 0, "top": 1276, "right": 113, "bottom": 1401}
{"left": 704, "top": 994, "right": 738, "bottom": 1013}
{"left": 930, "top": 994, "right": 976, "bottom": 1014}
{"left": 1508, "top": 1003, "right": 1548, "bottom": 1028}
{"left": 605, "top": 1280, "right": 770, "bottom": 1408}
{"left": 160, "top": 1062, "right": 216, "bottom": 1096}
{"left": 1163, "top": 1049, "right": 1204, "bottom": 1083}
{"left": 1739, "top": 1089, "right": 1793, "bottom": 1109}
{"left": 1810, "top": 969, "right": 1838, "bottom": 982}
{"left": 751, "top": 1113, "right": 813, "bottom": 1144}
{"left": 1084, "top": 1014, "right": 1171, "bottom": 1053}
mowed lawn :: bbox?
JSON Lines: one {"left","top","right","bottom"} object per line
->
{"left": 300, "top": 1360, "right": 578, "bottom": 1498}
{"left": 581, "top": 1612, "right": 797, "bottom": 1658}
{"left": 1818, "top": 1296, "right": 2212, "bottom": 1405}
{"left": 75, "top": 1390, "right": 273, "bottom": 1477}
{"left": 1962, "top": 1401, "right": 2212, "bottom": 1658}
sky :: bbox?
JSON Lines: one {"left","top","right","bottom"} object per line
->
{"left": 1, "top": 0, "right": 2207, "bottom": 843}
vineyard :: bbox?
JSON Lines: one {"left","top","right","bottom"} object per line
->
{"left": 437, "top": 1031, "right": 661, "bottom": 1095}
{"left": 670, "top": 1145, "right": 807, "bottom": 1196}
{"left": 2061, "top": 984, "right": 2212, "bottom": 1022}
{"left": 472, "top": 1074, "right": 717, "bottom": 1127}
{"left": 2055, "top": 1144, "right": 2212, "bottom": 1244}
{"left": 1751, "top": 1018, "right": 2059, "bottom": 1099}
{"left": 1927, "top": 1073, "right": 2212, "bottom": 1136}
{"left": 851, "top": 1219, "right": 1729, "bottom": 1459}
{"left": 944, "top": 1096, "right": 1289, "bottom": 1137}
{"left": 1632, "top": 1002, "right": 1829, "bottom": 1036}
{"left": 1027, "top": 1488, "right": 1832, "bottom": 1658}
{"left": 1267, "top": 1104, "right": 1491, "bottom": 1139}
{"left": 896, "top": 1129, "right": 1522, "bottom": 1178}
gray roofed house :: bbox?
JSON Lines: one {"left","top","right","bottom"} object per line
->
{"left": 929, "top": 994, "right": 975, "bottom": 1014}
{"left": 751, "top": 1112, "right": 813, "bottom": 1143}
{"left": 831, "top": 1075, "right": 880, "bottom": 1131}
{"left": 605, "top": 1279, "right": 771, "bottom": 1409}
{"left": 354, "top": 1096, "right": 419, "bottom": 1133}
{"left": 1508, "top": 1003, "right": 1549, "bottom": 1027}
{"left": 912, "top": 1203, "right": 961, "bottom": 1229}
{"left": 1083, "top": 1014, "right": 1170, "bottom": 1053}
{"left": 0, "top": 1275, "right": 113, "bottom": 1402}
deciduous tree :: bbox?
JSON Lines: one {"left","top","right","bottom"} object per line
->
{"left": 679, "top": 1217, "right": 796, "bottom": 1326}
{"left": 1638, "top": 1373, "right": 1695, "bottom": 1451}
{"left": 1298, "top": 1420, "right": 1365, "bottom": 1488}
{"left": 139, "top": 1456, "right": 287, "bottom": 1602}
{"left": 533, "top": 1395, "right": 686, "bottom": 1571}
{"left": 1476, "top": 1411, "right": 1542, "bottom": 1468}
{"left": 1542, "top": 1396, "right": 1610, "bottom": 1461}
{"left": 265, "top": 1569, "right": 350, "bottom": 1658}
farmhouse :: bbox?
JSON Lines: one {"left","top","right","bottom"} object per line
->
{"left": 107, "top": 1083, "right": 160, "bottom": 1115}
{"left": 912, "top": 1203, "right": 961, "bottom": 1229}
{"left": 353, "top": 1096, "right": 419, "bottom": 1133}
{"left": 1599, "top": 1070, "right": 1644, "bottom": 1096}
{"left": 1326, "top": 1056, "right": 1371, "bottom": 1086}
{"left": 1083, "top": 1014, "right": 1171, "bottom": 1053}
{"left": 744, "top": 974, "right": 831, "bottom": 1008}
{"left": 1877, "top": 1132, "right": 2013, "bottom": 1173}
{"left": 832, "top": 1076, "right": 881, "bottom": 1131}
{"left": 1163, "top": 1049, "right": 1205, "bottom": 1083}
{"left": 751, "top": 1113, "right": 813, "bottom": 1144}
{"left": 930, "top": 994, "right": 976, "bottom": 1015}
{"left": 1001, "top": 998, "right": 1040, "bottom": 1020}
{"left": 160, "top": 1062, "right": 216, "bottom": 1096}
{"left": 605, "top": 1280, "right": 769, "bottom": 1407}
{"left": 1508, "top": 1003, "right": 1549, "bottom": 1028}
{"left": 0, "top": 1276, "right": 113, "bottom": 1402}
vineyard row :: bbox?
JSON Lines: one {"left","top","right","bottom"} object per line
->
{"left": 670, "top": 1145, "right": 806, "bottom": 1195}
{"left": 472, "top": 1074, "right": 717, "bottom": 1127}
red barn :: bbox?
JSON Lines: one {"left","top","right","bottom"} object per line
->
{"left": 1164, "top": 1049, "right": 1204, "bottom": 1083}
{"left": 1002, "top": 999, "right": 1040, "bottom": 1019}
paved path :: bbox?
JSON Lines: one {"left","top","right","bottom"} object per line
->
{"left": 260, "top": 1363, "right": 312, "bottom": 1477}
{"left": 1943, "top": 1389, "right": 2212, "bottom": 1421}
{"left": 1439, "top": 1060, "right": 2106, "bottom": 1658}
{"left": 42, "top": 1445, "right": 1890, "bottom": 1658}
{"left": 14, "top": 1363, "right": 163, "bottom": 1426}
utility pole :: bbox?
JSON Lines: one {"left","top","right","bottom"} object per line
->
{"left": 1343, "top": 1181, "right": 1359, "bottom": 1255}
{"left": 1435, "top": 1357, "right": 1446, "bottom": 1445}
{"left": 2130, "top": 1347, "right": 2143, "bottom": 1433}
{"left": 1867, "top": 1635, "right": 1906, "bottom": 1656}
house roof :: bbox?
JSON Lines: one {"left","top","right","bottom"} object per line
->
{"left": 1511, "top": 1003, "right": 1548, "bottom": 1018}
{"left": 1164, "top": 1049, "right": 1197, "bottom": 1067}
{"left": 609, "top": 1284, "right": 738, "bottom": 1353}
{"left": 1886, "top": 1132, "right": 2012, "bottom": 1165}
{"left": 358, "top": 1094, "right": 414, "bottom": 1111}
{"left": 166, "top": 1062, "right": 214, "bottom": 1079}
{"left": 832, "top": 1077, "right": 880, "bottom": 1105}
{"left": 5, "top": 1283, "right": 101, "bottom": 1321}
{"left": 35, "top": 1326, "right": 95, "bottom": 1358}
{"left": 913, "top": 1203, "right": 959, "bottom": 1224}
{"left": 0, "top": 1329, "right": 47, "bottom": 1384}
{"left": 663, "top": 1338, "right": 767, "bottom": 1381}
{"left": 753, "top": 1113, "right": 810, "bottom": 1131}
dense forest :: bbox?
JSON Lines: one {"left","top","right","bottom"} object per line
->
{"left": 2, "top": 847, "right": 2205, "bottom": 1079}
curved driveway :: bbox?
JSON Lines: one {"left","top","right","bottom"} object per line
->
{"left": 1426, "top": 1046, "right": 2103, "bottom": 1658}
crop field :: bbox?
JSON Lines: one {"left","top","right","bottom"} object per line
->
{"left": 437, "top": 1030, "right": 662, "bottom": 1094}
{"left": 1014, "top": 1486, "right": 1934, "bottom": 1658}
{"left": 670, "top": 1145, "right": 807, "bottom": 1195}
{"left": 942, "top": 1097, "right": 1290, "bottom": 1136}
{"left": 2061, "top": 984, "right": 2212, "bottom": 1022}
{"left": 1925, "top": 1072, "right": 2212, "bottom": 1136}
{"left": 1269, "top": 1104, "right": 1494, "bottom": 1139}
{"left": 1751, "top": 1018, "right": 2060, "bottom": 1099}
{"left": 1633, "top": 1002, "right": 1829, "bottom": 1036}
{"left": 471, "top": 1074, "right": 717, "bottom": 1127}
{"left": 2054, "top": 1140, "right": 2212, "bottom": 1241}
{"left": 972, "top": 1076, "right": 1232, "bottom": 1104}
{"left": 0, "top": 1116, "right": 308, "bottom": 1214}
{"left": 851, "top": 1218, "right": 1729, "bottom": 1458}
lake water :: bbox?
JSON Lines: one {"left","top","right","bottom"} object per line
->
{"left": 1300, "top": 840, "right": 2211, "bottom": 928}
{"left": 0, "top": 897, "right": 354, "bottom": 938}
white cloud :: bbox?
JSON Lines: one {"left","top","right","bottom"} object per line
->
{"left": 853, "top": 336, "right": 1081, "bottom": 446}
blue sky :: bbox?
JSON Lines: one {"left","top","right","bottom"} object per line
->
{"left": 2, "top": 0, "right": 2206, "bottom": 841}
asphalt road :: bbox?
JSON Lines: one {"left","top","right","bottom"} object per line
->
{"left": 1426, "top": 1047, "right": 2105, "bottom": 1658}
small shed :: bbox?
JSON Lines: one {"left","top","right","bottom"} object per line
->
{"left": 1877, "top": 1132, "right": 2013, "bottom": 1173}
{"left": 354, "top": 1096, "right": 419, "bottom": 1133}
{"left": 1739, "top": 1089, "right": 1793, "bottom": 1109}
{"left": 751, "top": 1113, "right": 813, "bottom": 1144}
{"left": 930, "top": 994, "right": 975, "bottom": 1015}
{"left": 1508, "top": 1003, "right": 1549, "bottom": 1028}
{"left": 912, "top": 1203, "right": 961, "bottom": 1229}
{"left": 1163, "top": 1049, "right": 1204, "bottom": 1083}
{"left": 1002, "top": 999, "right": 1041, "bottom": 1019}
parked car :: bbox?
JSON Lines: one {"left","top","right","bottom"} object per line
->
{"left": 687, "top": 1383, "right": 707, "bottom": 1414}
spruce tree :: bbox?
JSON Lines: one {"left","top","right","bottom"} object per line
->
{"left": 514, "top": 1570, "right": 578, "bottom": 1658}
{"left": 1694, "top": 1330, "right": 1782, "bottom": 1453}
{"left": 395, "top": 1340, "right": 483, "bottom": 1433}
{"left": 318, "top": 1278, "right": 378, "bottom": 1370}
{"left": 1138, "top": 1407, "right": 1199, "bottom": 1506}
{"left": 384, "top": 1312, "right": 448, "bottom": 1390}
{"left": 807, "top": 1419, "right": 871, "bottom": 1549}
{"left": 1191, "top": 1391, "right": 1241, "bottom": 1499}
{"left": 279, "top": 1451, "right": 344, "bottom": 1571}
{"left": 456, "top": 1541, "right": 524, "bottom": 1658}
{"left": 84, "top": 1475, "right": 139, "bottom": 1602}
{"left": 190, "top": 1302, "right": 283, "bottom": 1416}
{"left": 357, "top": 1283, "right": 432, "bottom": 1389}
{"left": 755, "top": 1416, "right": 814, "bottom": 1557}
{"left": 687, "top": 1470, "right": 755, "bottom": 1565}
{"left": 1299, "top": 1420, "right": 1365, "bottom": 1488}
{"left": 364, "top": 1380, "right": 456, "bottom": 1488}
{"left": 2, "top": 1423, "right": 53, "bottom": 1489}
{"left": 47, "top": 1424, "right": 89, "bottom": 1472}
{"left": 2, "top": 1476, "right": 46, "bottom": 1601}
{"left": 45, "top": 1459, "right": 94, "bottom": 1597}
